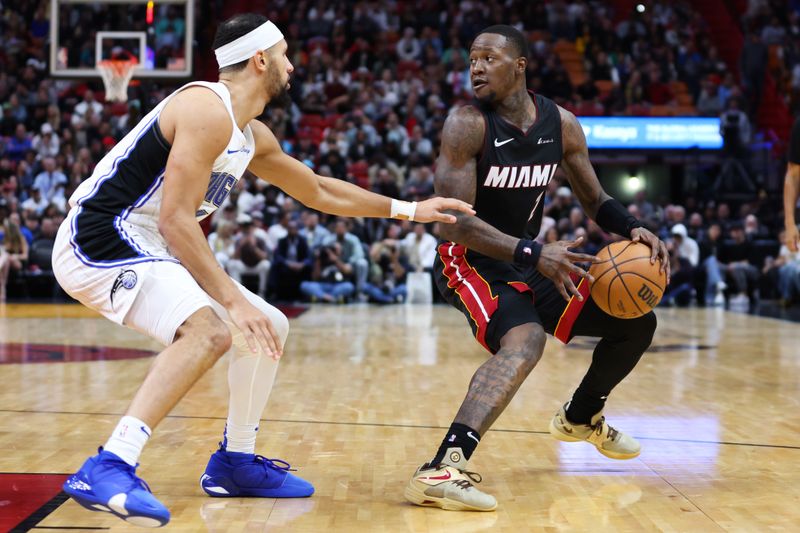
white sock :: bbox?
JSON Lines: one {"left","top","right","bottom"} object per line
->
{"left": 219, "top": 295, "right": 288, "bottom": 455}
{"left": 224, "top": 420, "right": 260, "bottom": 454}
{"left": 224, "top": 346, "right": 279, "bottom": 454}
{"left": 104, "top": 416, "right": 151, "bottom": 466}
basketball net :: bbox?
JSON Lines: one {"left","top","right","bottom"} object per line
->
{"left": 98, "top": 59, "right": 138, "bottom": 102}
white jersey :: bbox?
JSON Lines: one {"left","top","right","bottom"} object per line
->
{"left": 67, "top": 81, "right": 254, "bottom": 267}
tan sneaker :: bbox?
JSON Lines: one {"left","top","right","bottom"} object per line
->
{"left": 404, "top": 463, "right": 497, "bottom": 511}
{"left": 549, "top": 403, "right": 641, "bottom": 460}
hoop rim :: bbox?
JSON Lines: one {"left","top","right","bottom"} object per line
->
{"left": 97, "top": 58, "right": 139, "bottom": 74}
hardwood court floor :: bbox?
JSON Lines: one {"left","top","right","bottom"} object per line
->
{"left": 1, "top": 303, "right": 800, "bottom": 532}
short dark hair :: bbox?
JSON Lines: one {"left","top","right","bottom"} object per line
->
{"left": 213, "top": 13, "right": 268, "bottom": 73}
{"left": 475, "top": 25, "right": 528, "bottom": 59}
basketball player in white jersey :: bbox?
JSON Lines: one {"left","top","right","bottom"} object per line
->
{"left": 53, "top": 14, "right": 474, "bottom": 527}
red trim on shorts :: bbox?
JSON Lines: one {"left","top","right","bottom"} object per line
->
{"left": 438, "top": 242, "right": 498, "bottom": 351}
{"left": 507, "top": 281, "right": 533, "bottom": 301}
{"left": 553, "top": 277, "right": 590, "bottom": 344}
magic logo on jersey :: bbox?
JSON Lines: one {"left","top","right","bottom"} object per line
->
{"left": 482, "top": 163, "right": 559, "bottom": 189}
{"left": 196, "top": 171, "right": 237, "bottom": 218}
{"left": 110, "top": 269, "right": 138, "bottom": 309}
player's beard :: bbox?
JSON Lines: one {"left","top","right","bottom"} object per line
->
{"left": 264, "top": 62, "right": 292, "bottom": 111}
{"left": 267, "top": 85, "right": 292, "bottom": 109}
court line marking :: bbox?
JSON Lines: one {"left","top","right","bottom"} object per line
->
{"left": 639, "top": 460, "right": 726, "bottom": 531}
{"left": 3, "top": 408, "right": 800, "bottom": 451}
{"left": 31, "top": 526, "right": 111, "bottom": 530}
{"left": 9, "top": 491, "right": 71, "bottom": 533}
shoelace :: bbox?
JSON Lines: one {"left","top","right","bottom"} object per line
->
{"left": 428, "top": 464, "right": 483, "bottom": 489}
{"left": 593, "top": 417, "right": 619, "bottom": 441}
{"left": 254, "top": 455, "right": 296, "bottom": 472}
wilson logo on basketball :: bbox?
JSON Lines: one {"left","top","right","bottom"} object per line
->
{"left": 637, "top": 284, "right": 659, "bottom": 308}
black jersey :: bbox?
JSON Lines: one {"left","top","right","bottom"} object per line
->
{"left": 790, "top": 116, "right": 800, "bottom": 164}
{"left": 473, "top": 92, "right": 562, "bottom": 241}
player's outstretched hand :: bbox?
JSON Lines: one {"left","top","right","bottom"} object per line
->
{"left": 631, "top": 227, "right": 671, "bottom": 283}
{"left": 538, "top": 236, "right": 598, "bottom": 302}
{"left": 227, "top": 298, "right": 283, "bottom": 360}
{"left": 786, "top": 223, "right": 799, "bottom": 253}
{"left": 415, "top": 197, "right": 475, "bottom": 223}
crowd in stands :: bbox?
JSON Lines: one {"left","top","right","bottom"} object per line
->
{"left": 1, "top": 1, "right": 798, "bottom": 308}
{"left": 744, "top": 0, "right": 800, "bottom": 116}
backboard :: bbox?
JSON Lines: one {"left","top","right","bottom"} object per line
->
{"left": 49, "top": 0, "right": 194, "bottom": 79}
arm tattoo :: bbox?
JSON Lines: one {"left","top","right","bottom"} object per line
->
{"left": 434, "top": 106, "right": 519, "bottom": 261}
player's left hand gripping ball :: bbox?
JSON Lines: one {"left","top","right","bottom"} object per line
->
{"left": 630, "top": 227, "right": 671, "bottom": 283}
{"left": 416, "top": 197, "right": 475, "bottom": 224}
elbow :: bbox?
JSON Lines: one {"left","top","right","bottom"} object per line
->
{"left": 299, "top": 177, "right": 325, "bottom": 210}
{"left": 158, "top": 213, "right": 181, "bottom": 247}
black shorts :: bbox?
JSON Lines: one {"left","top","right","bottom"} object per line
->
{"left": 434, "top": 242, "right": 592, "bottom": 354}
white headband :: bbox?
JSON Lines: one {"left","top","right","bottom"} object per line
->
{"left": 215, "top": 20, "right": 284, "bottom": 69}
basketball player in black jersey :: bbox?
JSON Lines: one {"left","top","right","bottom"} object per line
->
{"left": 404, "top": 26, "right": 670, "bottom": 511}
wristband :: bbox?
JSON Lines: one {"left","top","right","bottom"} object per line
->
{"left": 390, "top": 199, "right": 417, "bottom": 221}
{"left": 514, "top": 239, "right": 543, "bottom": 266}
{"left": 595, "top": 198, "right": 643, "bottom": 238}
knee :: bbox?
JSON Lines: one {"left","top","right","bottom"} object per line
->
{"left": 176, "top": 312, "right": 232, "bottom": 361}
{"left": 500, "top": 323, "right": 547, "bottom": 369}
{"left": 205, "top": 319, "right": 233, "bottom": 357}
{"left": 634, "top": 312, "right": 657, "bottom": 345}
{"left": 272, "top": 309, "right": 290, "bottom": 345}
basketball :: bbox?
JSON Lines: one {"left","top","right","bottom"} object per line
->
{"left": 588, "top": 241, "right": 667, "bottom": 319}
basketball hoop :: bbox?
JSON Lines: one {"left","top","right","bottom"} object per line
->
{"left": 98, "top": 59, "right": 138, "bottom": 102}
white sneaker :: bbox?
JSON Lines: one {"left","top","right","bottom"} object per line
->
{"left": 549, "top": 403, "right": 641, "bottom": 460}
{"left": 405, "top": 463, "right": 497, "bottom": 511}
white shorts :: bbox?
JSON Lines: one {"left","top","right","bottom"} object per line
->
{"left": 53, "top": 209, "right": 283, "bottom": 346}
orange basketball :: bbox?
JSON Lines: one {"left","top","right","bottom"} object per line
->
{"left": 587, "top": 241, "right": 667, "bottom": 319}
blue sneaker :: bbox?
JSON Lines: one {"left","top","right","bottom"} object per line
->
{"left": 62, "top": 448, "right": 170, "bottom": 528}
{"left": 200, "top": 448, "right": 314, "bottom": 498}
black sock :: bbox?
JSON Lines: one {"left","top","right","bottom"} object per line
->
{"left": 430, "top": 423, "right": 480, "bottom": 467}
{"left": 566, "top": 388, "right": 607, "bottom": 425}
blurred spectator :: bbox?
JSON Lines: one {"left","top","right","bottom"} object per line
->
{"left": 670, "top": 223, "right": 700, "bottom": 267}
{"left": 365, "top": 224, "right": 409, "bottom": 303}
{"left": 545, "top": 186, "right": 576, "bottom": 222}
{"left": 324, "top": 219, "right": 368, "bottom": 296}
{"left": 300, "top": 211, "right": 331, "bottom": 251}
{"left": 396, "top": 27, "right": 421, "bottom": 62}
{"left": 402, "top": 165, "right": 434, "bottom": 200}
{"left": 662, "top": 242, "right": 694, "bottom": 307}
{"left": 770, "top": 229, "right": 800, "bottom": 305}
{"left": 228, "top": 214, "right": 271, "bottom": 298}
{"left": 266, "top": 211, "right": 290, "bottom": 252}
{"left": 0, "top": 216, "right": 29, "bottom": 301}
{"left": 71, "top": 90, "right": 104, "bottom": 127}
{"left": 300, "top": 242, "right": 356, "bottom": 302}
{"left": 271, "top": 221, "right": 312, "bottom": 301}
{"left": 744, "top": 214, "right": 768, "bottom": 240}
{"left": 32, "top": 123, "right": 59, "bottom": 160}
{"left": 720, "top": 98, "right": 751, "bottom": 157}
{"left": 208, "top": 219, "right": 236, "bottom": 272}
{"left": 696, "top": 77, "right": 722, "bottom": 116}
{"left": 699, "top": 223, "right": 727, "bottom": 306}
{"left": 21, "top": 186, "right": 47, "bottom": 215}
{"left": 402, "top": 222, "right": 437, "bottom": 272}
{"left": 373, "top": 167, "right": 402, "bottom": 198}
{"left": 32, "top": 157, "right": 67, "bottom": 204}
{"left": 5, "top": 124, "right": 32, "bottom": 162}
{"left": 721, "top": 224, "right": 760, "bottom": 307}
